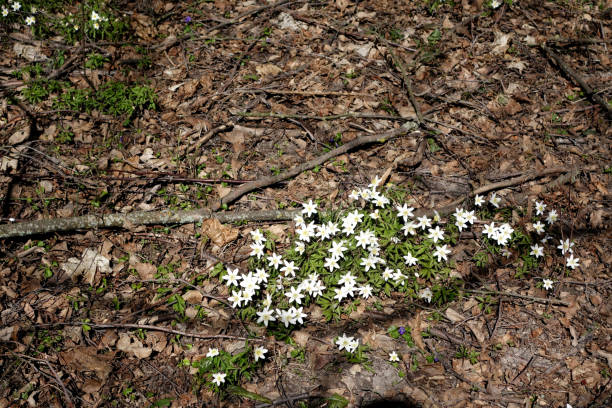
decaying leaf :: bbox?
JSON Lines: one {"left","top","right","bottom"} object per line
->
{"left": 116, "top": 332, "right": 152, "bottom": 359}
{"left": 60, "top": 248, "right": 111, "bottom": 285}
{"left": 201, "top": 218, "right": 238, "bottom": 247}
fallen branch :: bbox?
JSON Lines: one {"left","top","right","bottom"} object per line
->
{"left": 237, "top": 111, "right": 411, "bottom": 122}
{"left": 217, "top": 123, "right": 419, "bottom": 208}
{"left": 541, "top": 44, "right": 611, "bottom": 117}
{"left": 435, "top": 165, "right": 597, "bottom": 216}
{"left": 465, "top": 289, "right": 569, "bottom": 306}
{"left": 233, "top": 88, "right": 374, "bottom": 98}
{"left": 0, "top": 208, "right": 298, "bottom": 239}
{"left": 33, "top": 321, "right": 262, "bottom": 342}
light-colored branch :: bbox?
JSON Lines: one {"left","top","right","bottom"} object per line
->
{"left": 0, "top": 209, "right": 298, "bottom": 239}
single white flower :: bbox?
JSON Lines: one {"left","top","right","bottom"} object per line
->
{"left": 262, "top": 293, "right": 273, "bottom": 309}
{"left": 281, "top": 260, "right": 298, "bottom": 277}
{"left": 211, "top": 372, "right": 226, "bottom": 386}
{"left": 474, "top": 194, "right": 485, "bottom": 207}
{"left": 276, "top": 308, "right": 293, "bottom": 327}
{"left": 348, "top": 189, "right": 360, "bottom": 201}
{"left": 370, "top": 210, "right": 380, "bottom": 220}
{"left": 534, "top": 200, "right": 547, "bottom": 216}
{"left": 302, "top": 199, "right": 317, "bottom": 217}
{"left": 253, "top": 346, "right": 267, "bottom": 362}
{"left": 324, "top": 256, "right": 340, "bottom": 272}
{"left": 347, "top": 339, "right": 359, "bottom": 353}
{"left": 267, "top": 252, "right": 282, "bottom": 269}
{"left": 530, "top": 244, "right": 544, "bottom": 258}
{"left": 557, "top": 238, "right": 574, "bottom": 255}
{"left": 369, "top": 175, "right": 383, "bottom": 189}
{"left": 91, "top": 10, "right": 101, "bottom": 21}
{"left": 489, "top": 192, "right": 501, "bottom": 208}
{"left": 416, "top": 215, "right": 432, "bottom": 230}
{"left": 222, "top": 268, "right": 241, "bottom": 287}
{"left": 93, "top": 21, "right": 100, "bottom": 30}
{"left": 491, "top": 0, "right": 502, "bottom": 9}
{"left": 73, "top": 24, "right": 79, "bottom": 31}
{"left": 482, "top": 222, "right": 496, "bottom": 238}
{"left": 382, "top": 267, "right": 394, "bottom": 281}
{"left": 228, "top": 290, "right": 242, "bottom": 308}
{"left": 290, "top": 306, "right": 307, "bottom": 324}
{"left": 285, "top": 286, "right": 304, "bottom": 305}
{"left": 501, "top": 248, "right": 512, "bottom": 258}
{"left": 419, "top": 287, "right": 432, "bottom": 303}
{"left": 396, "top": 204, "right": 414, "bottom": 222}
{"left": 1, "top": 7, "right": 9, "bottom": 17}
{"left": 546, "top": 210, "right": 558, "bottom": 225}
{"left": 206, "top": 348, "right": 220, "bottom": 358}
{"left": 250, "top": 228, "right": 265, "bottom": 243}
{"left": 542, "top": 278, "right": 554, "bottom": 291}
{"left": 25, "top": 15, "right": 35, "bottom": 26}
{"left": 249, "top": 242, "right": 265, "bottom": 259}
{"left": 433, "top": 244, "right": 451, "bottom": 262}
{"left": 11, "top": 2, "right": 21, "bottom": 12}
{"left": 338, "top": 272, "right": 357, "bottom": 287}
{"left": 372, "top": 193, "right": 390, "bottom": 208}
{"left": 360, "top": 255, "right": 377, "bottom": 272}
{"left": 403, "top": 253, "right": 419, "bottom": 266}
{"left": 293, "top": 214, "right": 305, "bottom": 228}
{"left": 533, "top": 221, "right": 545, "bottom": 234}
{"left": 294, "top": 241, "right": 305, "bottom": 254}
{"left": 359, "top": 284, "right": 373, "bottom": 299}
{"left": 329, "top": 240, "right": 347, "bottom": 259}
{"left": 256, "top": 308, "right": 275, "bottom": 327}
{"left": 401, "top": 221, "right": 418, "bottom": 236}
{"left": 336, "top": 333, "right": 354, "bottom": 351}
{"left": 389, "top": 351, "right": 400, "bottom": 362}
{"left": 566, "top": 254, "right": 579, "bottom": 270}
{"left": 427, "top": 226, "right": 445, "bottom": 243}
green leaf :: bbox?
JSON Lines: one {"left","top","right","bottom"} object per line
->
{"left": 150, "top": 398, "right": 173, "bottom": 407}
{"left": 226, "top": 385, "right": 271, "bottom": 403}
{"left": 326, "top": 393, "right": 349, "bottom": 408}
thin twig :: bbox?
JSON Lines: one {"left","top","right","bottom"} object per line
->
{"left": 237, "top": 111, "right": 411, "bottom": 122}
{"left": 465, "top": 289, "right": 569, "bottom": 306}
{"left": 216, "top": 124, "right": 418, "bottom": 208}
{"left": 541, "top": 44, "right": 611, "bottom": 117}
{"left": 233, "top": 88, "right": 374, "bottom": 98}
{"left": 386, "top": 48, "right": 423, "bottom": 123}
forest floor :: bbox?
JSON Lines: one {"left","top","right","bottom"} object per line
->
{"left": 1, "top": 0, "right": 611, "bottom": 407}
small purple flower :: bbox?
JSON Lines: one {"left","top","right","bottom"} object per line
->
{"left": 184, "top": 16, "right": 192, "bottom": 23}
{"left": 398, "top": 326, "right": 406, "bottom": 335}
{"left": 434, "top": 357, "right": 439, "bottom": 363}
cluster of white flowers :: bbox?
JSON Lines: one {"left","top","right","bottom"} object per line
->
{"left": 336, "top": 333, "right": 359, "bottom": 353}
{"left": 482, "top": 221, "right": 514, "bottom": 246}
{"left": 1, "top": 2, "right": 36, "bottom": 26}
{"left": 90, "top": 9, "right": 109, "bottom": 30}
{"left": 207, "top": 345, "right": 267, "bottom": 386}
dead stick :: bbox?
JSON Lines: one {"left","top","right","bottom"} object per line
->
{"left": 435, "top": 166, "right": 596, "bottom": 215}
{"left": 233, "top": 88, "right": 374, "bottom": 98}
{"left": 33, "top": 321, "right": 263, "bottom": 342}
{"left": 387, "top": 48, "right": 423, "bottom": 123}
{"left": 466, "top": 289, "right": 569, "bottom": 306}
{"left": 217, "top": 124, "right": 418, "bottom": 208}
{"left": 238, "top": 111, "right": 410, "bottom": 122}
{"left": 0, "top": 208, "right": 298, "bottom": 239}
{"left": 541, "top": 44, "right": 611, "bottom": 117}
